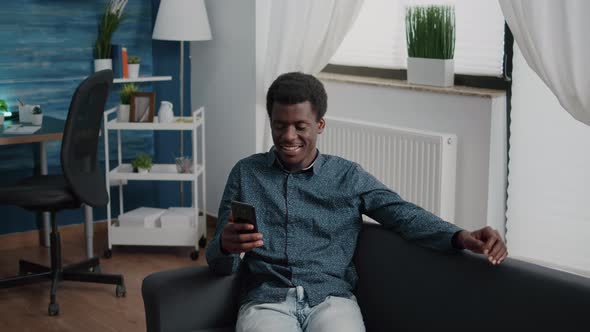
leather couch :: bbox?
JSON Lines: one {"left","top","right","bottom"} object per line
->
{"left": 142, "top": 223, "right": 590, "bottom": 332}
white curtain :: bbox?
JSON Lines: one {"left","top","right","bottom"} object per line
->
{"left": 255, "top": 0, "right": 364, "bottom": 152}
{"left": 499, "top": 0, "right": 590, "bottom": 125}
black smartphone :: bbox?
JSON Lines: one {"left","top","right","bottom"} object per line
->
{"left": 231, "top": 201, "right": 258, "bottom": 233}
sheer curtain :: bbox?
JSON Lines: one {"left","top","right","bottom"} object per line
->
{"left": 255, "top": 0, "right": 364, "bottom": 152}
{"left": 500, "top": 0, "right": 590, "bottom": 275}
{"left": 499, "top": 0, "right": 590, "bottom": 125}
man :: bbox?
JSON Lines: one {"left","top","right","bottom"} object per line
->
{"left": 207, "top": 72, "right": 507, "bottom": 332}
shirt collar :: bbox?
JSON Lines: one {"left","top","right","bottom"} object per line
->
{"left": 267, "top": 146, "right": 323, "bottom": 175}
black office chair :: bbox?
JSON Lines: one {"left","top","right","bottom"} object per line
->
{"left": 0, "top": 70, "right": 125, "bottom": 316}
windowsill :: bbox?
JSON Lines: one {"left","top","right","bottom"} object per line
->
{"left": 317, "top": 72, "right": 506, "bottom": 99}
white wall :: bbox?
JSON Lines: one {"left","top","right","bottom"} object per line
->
{"left": 322, "top": 79, "right": 506, "bottom": 231}
{"left": 191, "top": 0, "right": 257, "bottom": 216}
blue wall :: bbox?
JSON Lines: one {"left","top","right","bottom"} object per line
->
{"left": 0, "top": 0, "right": 187, "bottom": 234}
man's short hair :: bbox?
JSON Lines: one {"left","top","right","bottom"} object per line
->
{"left": 266, "top": 72, "right": 327, "bottom": 121}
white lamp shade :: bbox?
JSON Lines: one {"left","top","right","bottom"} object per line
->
{"left": 152, "top": 0, "right": 212, "bottom": 41}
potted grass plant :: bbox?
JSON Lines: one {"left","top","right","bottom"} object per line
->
{"left": 128, "top": 56, "right": 141, "bottom": 78}
{"left": 0, "top": 99, "right": 6, "bottom": 125}
{"left": 94, "top": 0, "right": 128, "bottom": 72}
{"left": 117, "top": 83, "right": 138, "bottom": 122}
{"left": 406, "top": 5, "right": 455, "bottom": 87}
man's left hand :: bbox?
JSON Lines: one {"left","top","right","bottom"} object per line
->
{"left": 454, "top": 226, "right": 508, "bottom": 265}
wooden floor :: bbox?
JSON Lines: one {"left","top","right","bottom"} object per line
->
{"left": 0, "top": 220, "right": 216, "bottom": 332}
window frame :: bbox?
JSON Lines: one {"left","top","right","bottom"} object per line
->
{"left": 322, "top": 23, "right": 514, "bottom": 91}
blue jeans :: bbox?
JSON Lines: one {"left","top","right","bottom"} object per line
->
{"left": 236, "top": 286, "right": 365, "bottom": 332}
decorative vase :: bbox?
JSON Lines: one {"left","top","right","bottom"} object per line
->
{"left": 158, "top": 101, "right": 174, "bottom": 123}
{"left": 407, "top": 57, "right": 454, "bottom": 87}
{"left": 32, "top": 114, "right": 43, "bottom": 126}
{"left": 128, "top": 64, "right": 140, "bottom": 78}
{"left": 94, "top": 58, "right": 113, "bottom": 72}
{"left": 117, "top": 104, "right": 130, "bottom": 122}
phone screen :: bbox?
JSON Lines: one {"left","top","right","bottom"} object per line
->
{"left": 231, "top": 201, "right": 258, "bottom": 233}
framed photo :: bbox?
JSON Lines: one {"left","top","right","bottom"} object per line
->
{"left": 130, "top": 92, "right": 155, "bottom": 123}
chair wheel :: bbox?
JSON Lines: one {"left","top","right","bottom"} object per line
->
{"left": 116, "top": 284, "right": 126, "bottom": 298}
{"left": 198, "top": 236, "right": 207, "bottom": 248}
{"left": 190, "top": 250, "right": 199, "bottom": 260}
{"left": 103, "top": 249, "right": 112, "bottom": 259}
{"left": 48, "top": 303, "right": 60, "bottom": 316}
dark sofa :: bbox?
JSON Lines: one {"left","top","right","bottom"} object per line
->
{"left": 142, "top": 224, "right": 590, "bottom": 332}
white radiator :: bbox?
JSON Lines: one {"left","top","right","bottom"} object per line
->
{"left": 318, "top": 116, "right": 457, "bottom": 222}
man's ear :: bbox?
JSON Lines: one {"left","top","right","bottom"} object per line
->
{"left": 318, "top": 118, "right": 325, "bottom": 134}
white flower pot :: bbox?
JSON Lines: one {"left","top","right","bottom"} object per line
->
{"left": 128, "top": 64, "right": 140, "bottom": 78}
{"left": 32, "top": 114, "right": 43, "bottom": 126}
{"left": 94, "top": 59, "right": 113, "bottom": 72}
{"left": 407, "top": 57, "right": 454, "bottom": 87}
{"left": 117, "top": 104, "right": 130, "bottom": 122}
{"left": 138, "top": 167, "right": 150, "bottom": 174}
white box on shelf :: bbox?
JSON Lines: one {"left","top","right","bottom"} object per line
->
{"left": 118, "top": 207, "right": 166, "bottom": 228}
{"left": 160, "top": 207, "right": 196, "bottom": 229}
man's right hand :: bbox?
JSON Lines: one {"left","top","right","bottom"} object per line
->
{"left": 220, "top": 215, "right": 263, "bottom": 254}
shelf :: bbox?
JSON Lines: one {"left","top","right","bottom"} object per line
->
{"left": 105, "top": 116, "right": 202, "bottom": 130}
{"left": 109, "top": 224, "right": 197, "bottom": 246}
{"left": 109, "top": 164, "right": 203, "bottom": 181}
{"left": 113, "top": 76, "right": 172, "bottom": 84}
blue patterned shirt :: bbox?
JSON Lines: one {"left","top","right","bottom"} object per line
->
{"left": 206, "top": 148, "right": 462, "bottom": 307}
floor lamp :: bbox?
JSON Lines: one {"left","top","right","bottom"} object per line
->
{"left": 153, "top": 0, "right": 212, "bottom": 206}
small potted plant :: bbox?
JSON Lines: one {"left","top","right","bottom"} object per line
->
{"left": 128, "top": 56, "right": 141, "bottom": 78}
{"left": 94, "top": 0, "right": 128, "bottom": 72}
{"left": 117, "top": 83, "right": 138, "bottom": 122}
{"left": 406, "top": 5, "right": 455, "bottom": 87}
{"left": 0, "top": 99, "right": 7, "bottom": 125}
{"left": 32, "top": 106, "right": 43, "bottom": 126}
{"left": 131, "top": 153, "right": 153, "bottom": 174}
{"left": 0, "top": 99, "right": 7, "bottom": 114}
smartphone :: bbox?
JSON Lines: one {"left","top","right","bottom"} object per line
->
{"left": 231, "top": 201, "right": 258, "bottom": 233}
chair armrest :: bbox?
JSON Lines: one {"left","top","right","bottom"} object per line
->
{"left": 142, "top": 266, "right": 240, "bottom": 332}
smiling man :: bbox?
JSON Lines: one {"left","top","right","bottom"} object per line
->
{"left": 206, "top": 72, "right": 507, "bottom": 332}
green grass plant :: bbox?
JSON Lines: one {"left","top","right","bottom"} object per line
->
{"left": 406, "top": 5, "right": 455, "bottom": 60}
{"left": 94, "top": 0, "right": 128, "bottom": 59}
{"left": 119, "top": 83, "right": 138, "bottom": 105}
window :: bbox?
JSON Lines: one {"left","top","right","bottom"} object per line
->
{"left": 330, "top": 0, "right": 506, "bottom": 77}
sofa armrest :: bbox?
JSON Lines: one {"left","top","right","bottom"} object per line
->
{"left": 354, "top": 223, "right": 590, "bottom": 332}
{"left": 142, "top": 266, "right": 240, "bottom": 332}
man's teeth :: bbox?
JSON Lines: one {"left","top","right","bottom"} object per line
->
{"left": 282, "top": 146, "right": 300, "bottom": 151}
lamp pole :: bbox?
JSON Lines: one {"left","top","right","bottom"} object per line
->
{"left": 179, "top": 40, "right": 185, "bottom": 206}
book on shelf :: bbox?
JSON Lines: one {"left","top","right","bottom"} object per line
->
{"left": 111, "top": 44, "right": 123, "bottom": 78}
{"left": 122, "top": 47, "right": 129, "bottom": 78}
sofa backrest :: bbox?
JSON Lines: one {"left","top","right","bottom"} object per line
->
{"left": 353, "top": 223, "right": 590, "bottom": 332}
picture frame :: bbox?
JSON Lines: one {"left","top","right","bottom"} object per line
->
{"left": 130, "top": 92, "right": 155, "bottom": 123}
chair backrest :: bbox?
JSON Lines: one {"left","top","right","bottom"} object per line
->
{"left": 61, "top": 69, "right": 113, "bottom": 207}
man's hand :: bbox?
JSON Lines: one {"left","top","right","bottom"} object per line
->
{"left": 220, "top": 213, "right": 264, "bottom": 254}
{"left": 455, "top": 226, "right": 508, "bottom": 265}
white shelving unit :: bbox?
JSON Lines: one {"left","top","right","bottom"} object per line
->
{"left": 103, "top": 106, "right": 207, "bottom": 260}
{"left": 113, "top": 75, "right": 172, "bottom": 84}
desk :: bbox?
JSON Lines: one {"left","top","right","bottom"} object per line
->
{"left": 0, "top": 116, "right": 94, "bottom": 258}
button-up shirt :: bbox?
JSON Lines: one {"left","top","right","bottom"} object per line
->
{"left": 206, "top": 148, "right": 462, "bottom": 307}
